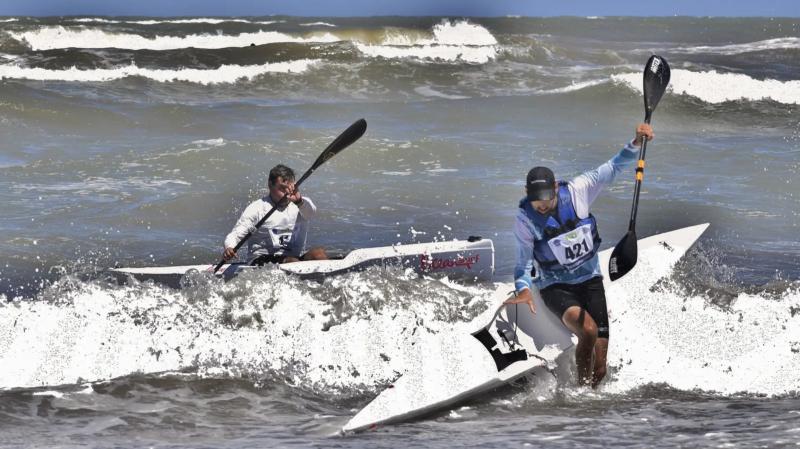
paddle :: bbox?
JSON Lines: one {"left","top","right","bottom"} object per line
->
{"left": 212, "top": 118, "right": 367, "bottom": 274}
{"left": 608, "top": 55, "right": 670, "bottom": 281}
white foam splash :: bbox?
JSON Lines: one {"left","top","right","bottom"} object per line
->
{"left": 605, "top": 283, "right": 800, "bottom": 396}
{"left": 9, "top": 26, "right": 339, "bottom": 51}
{"left": 673, "top": 37, "right": 800, "bottom": 55}
{"left": 0, "top": 59, "right": 319, "bottom": 84}
{"left": 355, "top": 20, "right": 498, "bottom": 64}
{"left": 0, "top": 269, "right": 495, "bottom": 392}
{"left": 613, "top": 69, "right": 800, "bottom": 105}
{"left": 0, "top": 18, "right": 18, "bottom": 23}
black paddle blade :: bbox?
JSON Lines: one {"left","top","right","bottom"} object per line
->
{"left": 608, "top": 230, "right": 638, "bottom": 281}
{"left": 643, "top": 55, "right": 670, "bottom": 122}
{"left": 309, "top": 118, "right": 367, "bottom": 172}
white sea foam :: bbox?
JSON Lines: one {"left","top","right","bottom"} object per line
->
{"left": 0, "top": 59, "right": 319, "bottom": 84}
{"left": 355, "top": 20, "right": 498, "bottom": 64}
{"left": 0, "top": 268, "right": 494, "bottom": 391}
{"left": 14, "top": 177, "right": 193, "bottom": 197}
{"left": 356, "top": 44, "right": 497, "bottom": 64}
{"left": 673, "top": 37, "right": 800, "bottom": 55}
{"left": 9, "top": 26, "right": 339, "bottom": 51}
{"left": 300, "top": 22, "right": 336, "bottom": 27}
{"left": 190, "top": 137, "right": 225, "bottom": 147}
{"left": 613, "top": 69, "right": 800, "bottom": 104}
{"left": 70, "top": 17, "right": 279, "bottom": 25}
{"left": 0, "top": 244, "right": 797, "bottom": 397}
{"left": 536, "top": 79, "right": 608, "bottom": 95}
{"left": 605, "top": 281, "right": 800, "bottom": 396}
{"left": 414, "top": 86, "right": 469, "bottom": 99}
{"left": 0, "top": 18, "right": 18, "bottom": 23}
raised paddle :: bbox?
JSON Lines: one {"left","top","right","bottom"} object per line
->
{"left": 608, "top": 55, "right": 670, "bottom": 281}
{"left": 212, "top": 118, "right": 367, "bottom": 274}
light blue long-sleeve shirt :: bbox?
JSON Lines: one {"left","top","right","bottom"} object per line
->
{"left": 514, "top": 142, "right": 640, "bottom": 292}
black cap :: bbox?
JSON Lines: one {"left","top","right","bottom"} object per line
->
{"left": 526, "top": 166, "right": 556, "bottom": 201}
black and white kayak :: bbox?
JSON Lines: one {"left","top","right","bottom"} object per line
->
{"left": 111, "top": 237, "right": 495, "bottom": 286}
{"left": 341, "top": 223, "right": 709, "bottom": 433}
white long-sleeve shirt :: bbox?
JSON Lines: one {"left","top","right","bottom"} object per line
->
{"left": 514, "top": 142, "right": 640, "bottom": 292}
{"left": 224, "top": 196, "right": 317, "bottom": 262}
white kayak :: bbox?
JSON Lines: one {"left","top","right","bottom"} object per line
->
{"left": 342, "top": 223, "right": 709, "bottom": 433}
{"left": 111, "top": 237, "right": 495, "bottom": 286}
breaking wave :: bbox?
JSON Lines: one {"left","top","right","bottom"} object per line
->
{"left": 354, "top": 20, "right": 499, "bottom": 64}
{"left": 673, "top": 37, "right": 800, "bottom": 55}
{"left": 613, "top": 69, "right": 800, "bottom": 104}
{"left": 8, "top": 26, "right": 340, "bottom": 51}
{"left": 0, "top": 59, "right": 320, "bottom": 84}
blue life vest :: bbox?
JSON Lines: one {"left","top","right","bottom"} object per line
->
{"left": 519, "top": 181, "right": 601, "bottom": 272}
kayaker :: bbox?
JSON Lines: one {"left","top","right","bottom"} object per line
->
{"left": 222, "top": 164, "right": 327, "bottom": 265}
{"left": 505, "top": 123, "right": 654, "bottom": 388}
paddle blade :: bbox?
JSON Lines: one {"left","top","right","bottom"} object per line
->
{"left": 309, "top": 118, "right": 367, "bottom": 172}
{"left": 643, "top": 55, "right": 670, "bottom": 122}
{"left": 608, "top": 230, "right": 638, "bottom": 281}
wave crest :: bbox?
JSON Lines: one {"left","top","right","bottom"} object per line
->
{"left": 9, "top": 26, "right": 340, "bottom": 51}
{"left": 613, "top": 69, "right": 800, "bottom": 105}
{"left": 673, "top": 37, "right": 800, "bottom": 55}
{"left": 0, "top": 59, "right": 320, "bottom": 84}
{"left": 355, "top": 20, "right": 499, "bottom": 64}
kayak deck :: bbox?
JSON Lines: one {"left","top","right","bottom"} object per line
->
{"left": 111, "top": 237, "right": 495, "bottom": 287}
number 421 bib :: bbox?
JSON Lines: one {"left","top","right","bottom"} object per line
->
{"left": 546, "top": 223, "right": 595, "bottom": 271}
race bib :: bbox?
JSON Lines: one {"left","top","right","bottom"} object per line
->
{"left": 270, "top": 227, "right": 293, "bottom": 251}
{"left": 546, "top": 223, "right": 594, "bottom": 271}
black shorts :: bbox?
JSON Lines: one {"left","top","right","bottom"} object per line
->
{"left": 250, "top": 254, "right": 288, "bottom": 266}
{"left": 540, "top": 276, "right": 609, "bottom": 339}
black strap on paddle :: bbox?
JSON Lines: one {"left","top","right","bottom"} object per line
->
{"left": 212, "top": 118, "right": 367, "bottom": 274}
{"left": 608, "top": 55, "right": 670, "bottom": 281}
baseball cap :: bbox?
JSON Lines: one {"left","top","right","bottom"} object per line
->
{"left": 525, "top": 166, "right": 556, "bottom": 201}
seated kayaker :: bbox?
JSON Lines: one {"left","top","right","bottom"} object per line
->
{"left": 222, "top": 164, "right": 327, "bottom": 265}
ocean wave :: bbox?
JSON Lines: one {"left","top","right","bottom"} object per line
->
{"left": 613, "top": 69, "right": 800, "bottom": 104}
{"left": 70, "top": 17, "right": 279, "bottom": 25}
{"left": 299, "top": 22, "right": 336, "bottom": 27}
{"left": 0, "top": 18, "right": 19, "bottom": 23}
{"left": 673, "top": 37, "right": 800, "bottom": 55}
{"left": 413, "top": 86, "right": 469, "bottom": 100}
{"left": 8, "top": 26, "right": 340, "bottom": 51}
{"left": 0, "top": 267, "right": 490, "bottom": 391}
{"left": 0, "top": 59, "right": 319, "bottom": 84}
{"left": 14, "top": 177, "right": 193, "bottom": 196}
{"left": 354, "top": 20, "right": 498, "bottom": 64}
{"left": 535, "top": 78, "right": 609, "bottom": 95}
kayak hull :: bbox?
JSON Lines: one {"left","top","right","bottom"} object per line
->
{"left": 111, "top": 238, "right": 495, "bottom": 286}
{"left": 342, "top": 224, "right": 709, "bottom": 433}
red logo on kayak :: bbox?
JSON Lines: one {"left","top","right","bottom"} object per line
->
{"left": 419, "top": 253, "right": 480, "bottom": 271}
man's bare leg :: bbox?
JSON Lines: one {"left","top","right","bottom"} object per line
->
{"left": 301, "top": 247, "right": 327, "bottom": 261}
{"left": 283, "top": 247, "right": 328, "bottom": 264}
{"left": 592, "top": 338, "right": 609, "bottom": 388}
{"left": 561, "top": 306, "right": 599, "bottom": 386}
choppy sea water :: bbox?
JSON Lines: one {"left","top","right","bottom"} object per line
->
{"left": 0, "top": 15, "right": 798, "bottom": 448}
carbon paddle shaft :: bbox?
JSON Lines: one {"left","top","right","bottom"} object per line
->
{"left": 626, "top": 116, "right": 650, "bottom": 231}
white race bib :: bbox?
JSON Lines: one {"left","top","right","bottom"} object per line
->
{"left": 546, "top": 223, "right": 595, "bottom": 271}
{"left": 270, "top": 227, "right": 293, "bottom": 251}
